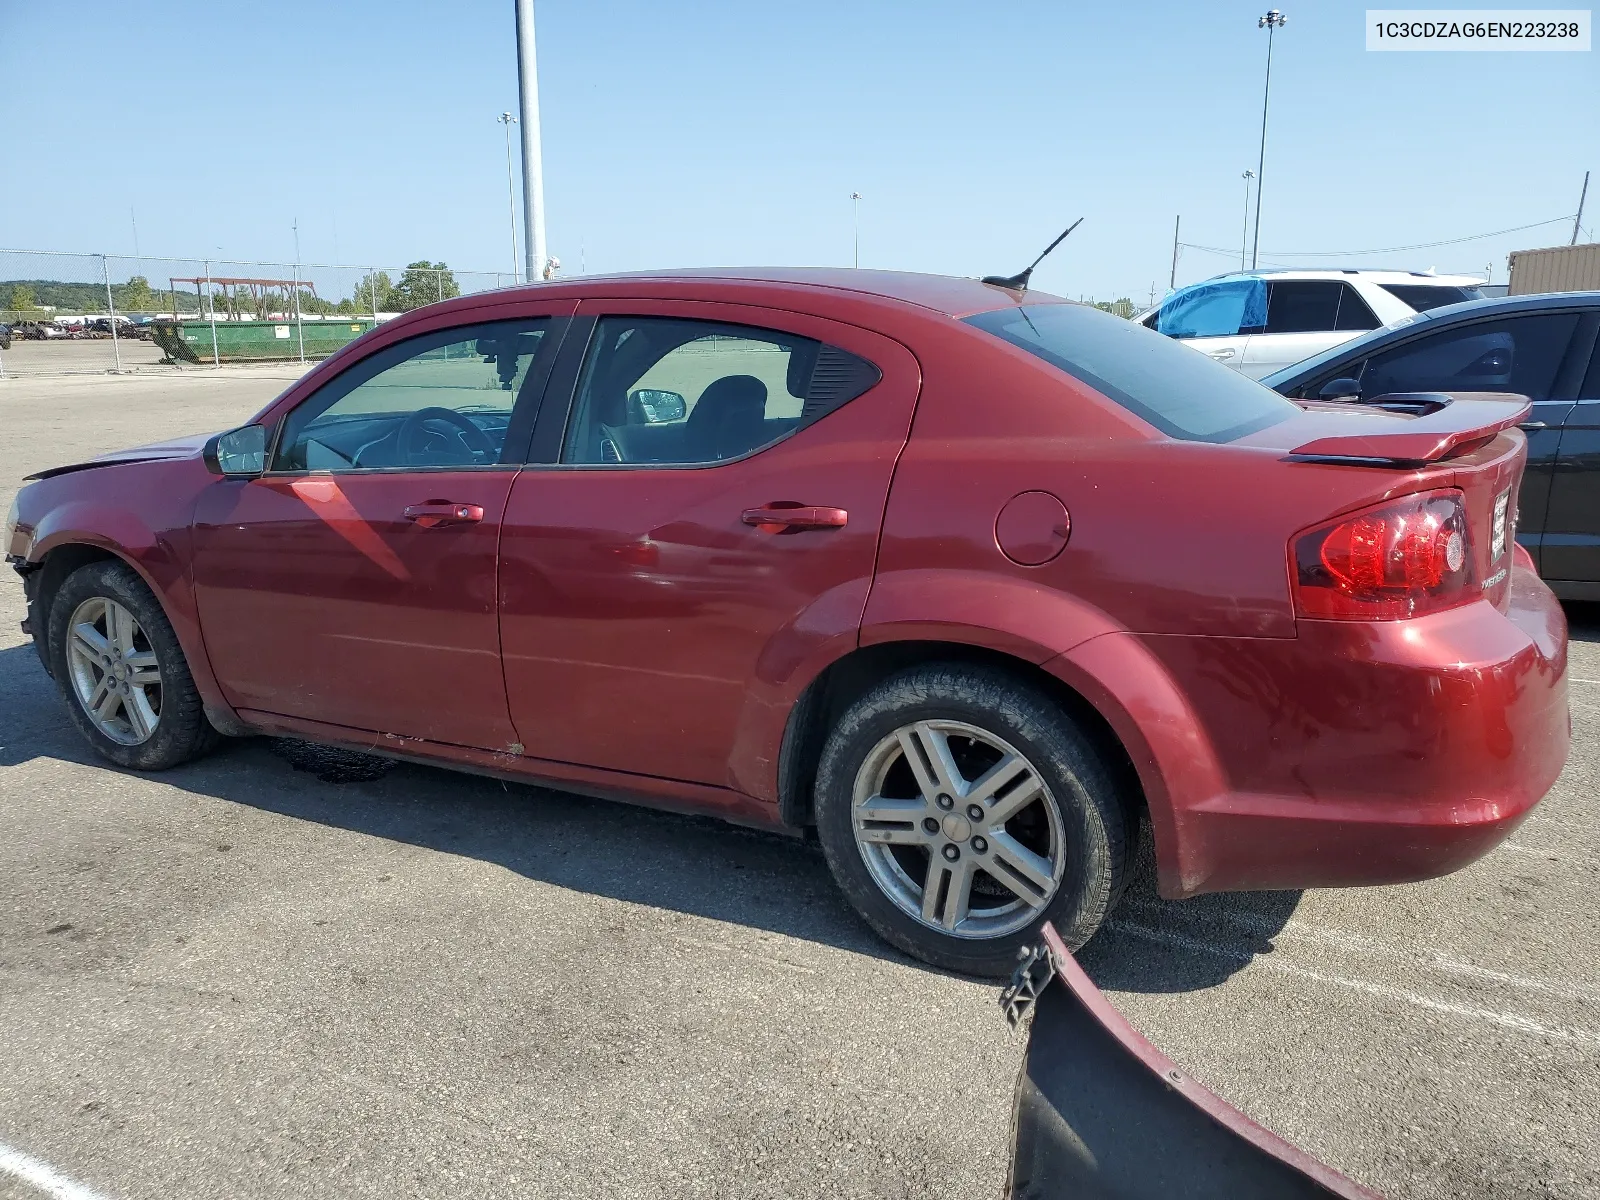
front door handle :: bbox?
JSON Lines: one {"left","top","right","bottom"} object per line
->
{"left": 1206, "top": 348, "right": 1236, "bottom": 360}
{"left": 741, "top": 504, "right": 849, "bottom": 532}
{"left": 404, "top": 501, "right": 484, "bottom": 528}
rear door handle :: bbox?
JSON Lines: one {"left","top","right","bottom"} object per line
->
{"left": 404, "top": 501, "right": 485, "bottom": 528}
{"left": 1205, "top": 348, "right": 1236, "bottom": 360}
{"left": 741, "top": 504, "right": 849, "bottom": 532}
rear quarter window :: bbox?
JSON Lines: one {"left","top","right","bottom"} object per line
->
{"left": 964, "top": 303, "right": 1299, "bottom": 443}
{"left": 1379, "top": 284, "right": 1484, "bottom": 311}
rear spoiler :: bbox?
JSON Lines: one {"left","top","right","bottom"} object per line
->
{"left": 1290, "top": 393, "right": 1531, "bottom": 466}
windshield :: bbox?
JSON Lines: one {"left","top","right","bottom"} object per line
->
{"left": 964, "top": 303, "right": 1298, "bottom": 443}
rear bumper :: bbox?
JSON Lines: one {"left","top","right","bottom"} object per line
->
{"left": 1069, "top": 565, "right": 1569, "bottom": 898}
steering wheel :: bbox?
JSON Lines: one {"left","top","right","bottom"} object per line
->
{"left": 396, "top": 407, "right": 498, "bottom": 466}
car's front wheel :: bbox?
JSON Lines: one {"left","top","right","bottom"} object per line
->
{"left": 48, "top": 559, "right": 217, "bottom": 770}
{"left": 814, "top": 663, "right": 1131, "bottom": 977}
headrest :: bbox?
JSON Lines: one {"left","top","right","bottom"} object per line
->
{"left": 688, "top": 375, "right": 767, "bottom": 427}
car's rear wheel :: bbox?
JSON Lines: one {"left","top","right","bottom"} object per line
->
{"left": 814, "top": 663, "right": 1130, "bottom": 977}
{"left": 48, "top": 559, "right": 217, "bottom": 770}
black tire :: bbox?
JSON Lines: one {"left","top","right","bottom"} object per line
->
{"left": 48, "top": 559, "right": 218, "bottom": 770}
{"left": 814, "top": 663, "right": 1130, "bottom": 977}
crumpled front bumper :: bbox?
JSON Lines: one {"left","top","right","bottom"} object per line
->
{"left": 1001, "top": 923, "right": 1379, "bottom": 1199}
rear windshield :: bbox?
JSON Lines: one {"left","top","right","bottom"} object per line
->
{"left": 1379, "top": 283, "right": 1484, "bottom": 311}
{"left": 964, "top": 303, "right": 1298, "bottom": 443}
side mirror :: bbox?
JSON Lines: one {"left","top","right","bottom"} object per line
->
{"left": 1317, "top": 377, "right": 1362, "bottom": 401}
{"left": 204, "top": 424, "right": 268, "bottom": 477}
{"left": 630, "top": 388, "right": 687, "bottom": 423}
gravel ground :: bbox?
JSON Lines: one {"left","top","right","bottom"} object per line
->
{"left": 1, "top": 370, "right": 1595, "bottom": 1199}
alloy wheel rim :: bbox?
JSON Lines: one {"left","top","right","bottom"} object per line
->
{"left": 66, "top": 596, "right": 162, "bottom": 746}
{"left": 851, "top": 720, "right": 1066, "bottom": 940}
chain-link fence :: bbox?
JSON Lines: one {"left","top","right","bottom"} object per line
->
{"left": 0, "top": 249, "right": 525, "bottom": 379}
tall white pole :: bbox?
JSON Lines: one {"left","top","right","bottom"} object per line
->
{"left": 292, "top": 217, "right": 305, "bottom": 365}
{"left": 514, "top": 0, "right": 547, "bottom": 282}
{"left": 102, "top": 254, "right": 122, "bottom": 372}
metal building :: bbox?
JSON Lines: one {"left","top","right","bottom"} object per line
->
{"left": 1507, "top": 242, "right": 1600, "bottom": 295}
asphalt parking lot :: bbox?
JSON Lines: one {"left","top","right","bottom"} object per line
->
{"left": 1, "top": 337, "right": 173, "bottom": 377}
{"left": 1, "top": 369, "right": 1597, "bottom": 1200}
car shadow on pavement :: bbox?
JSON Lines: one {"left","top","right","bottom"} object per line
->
{"left": 1566, "top": 600, "right": 1600, "bottom": 643}
{"left": 1079, "top": 836, "right": 1306, "bottom": 995}
{"left": 1, "top": 637, "right": 1296, "bottom": 992}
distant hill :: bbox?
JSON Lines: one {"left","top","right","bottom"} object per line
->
{"left": 2, "top": 279, "right": 203, "bottom": 315}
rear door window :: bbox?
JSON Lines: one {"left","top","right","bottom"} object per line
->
{"left": 1334, "top": 284, "right": 1380, "bottom": 331}
{"left": 561, "top": 317, "right": 880, "bottom": 466}
{"left": 1358, "top": 313, "right": 1581, "bottom": 401}
{"left": 965, "top": 303, "right": 1299, "bottom": 443}
{"left": 1263, "top": 281, "right": 1342, "bottom": 333}
{"left": 1258, "top": 281, "right": 1380, "bottom": 334}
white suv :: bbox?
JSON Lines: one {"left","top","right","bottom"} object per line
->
{"left": 1139, "top": 269, "right": 1485, "bottom": 379}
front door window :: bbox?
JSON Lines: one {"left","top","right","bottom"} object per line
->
{"left": 276, "top": 322, "right": 548, "bottom": 471}
{"left": 1152, "top": 280, "right": 1267, "bottom": 339}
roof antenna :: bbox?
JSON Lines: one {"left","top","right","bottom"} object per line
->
{"left": 982, "top": 218, "right": 1084, "bottom": 291}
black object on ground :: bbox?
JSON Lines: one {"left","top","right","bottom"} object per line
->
{"left": 1003, "top": 922, "right": 1378, "bottom": 1199}
{"left": 268, "top": 738, "right": 394, "bottom": 784}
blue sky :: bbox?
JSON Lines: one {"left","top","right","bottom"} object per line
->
{"left": 3, "top": 0, "right": 1595, "bottom": 301}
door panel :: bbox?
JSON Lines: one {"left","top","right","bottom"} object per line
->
{"left": 189, "top": 313, "right": 568, "bottom": 748}
{"left": 1151, "top": 279, "right": 1264, "bottom": 374}
{"left": 1239, "top": 282, "right": 1376, "bottom": 379}
{"left": 193, "top": 471, "right": 520, "bottom": 748}
{"left": 1239, "top": 330, "right": 1353, "bottom": 379}
{"left": 1184, "top": 334, "right": 1253, "bottom": 372}
{"left": 498, "top": 301, "right": 921, "bottom": 788}
{"left": 1515, "top": 398, "right": 1576, "bottom": 569}
{"left": 1544, "top": 399, "right": 1600, "bottom": 583}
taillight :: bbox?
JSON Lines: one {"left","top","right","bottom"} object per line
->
{"left": 1292, "top": 488, "right": 1474, "bottom": 620}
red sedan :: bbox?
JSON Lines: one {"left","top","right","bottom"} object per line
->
{"left": 4, "top": 270, "right": 1570, "bottom": 976}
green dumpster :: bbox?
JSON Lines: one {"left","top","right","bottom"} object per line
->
{"left": 152, "top": 318, "right": 378, "bottom": 365}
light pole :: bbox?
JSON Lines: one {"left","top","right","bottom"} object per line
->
{"left": 850, "top": 192, "right": 863, "bottom": 268}
{"left": 514, "top": 0, "right": 548, "bottom": 282}
{"left": 1251, "top": 9, "right": 1286, "bottom": 270}
{"left": 498, "top": 112, "right": 521, "bottom": 283}
{"left": 1240, "top": 169, "right": 1255, "bottom": 271}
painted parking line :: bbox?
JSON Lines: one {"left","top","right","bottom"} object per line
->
{"left": 1126, "top": 900, "right": 1600, "bottom": 1003}
{"left": 1111, "top": 919, "right": 1600, "bottom": 1047}
{"left": 0, "top": 1139, "right": 111, "bottom": 1200}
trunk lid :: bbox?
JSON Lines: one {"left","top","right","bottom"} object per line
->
{"left": 1235, "top": 393, "right": 1529, "bottom": 615}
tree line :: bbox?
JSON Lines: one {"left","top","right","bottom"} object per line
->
{"left": 2, "top": 261, "right": 461, "bottom": 318}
